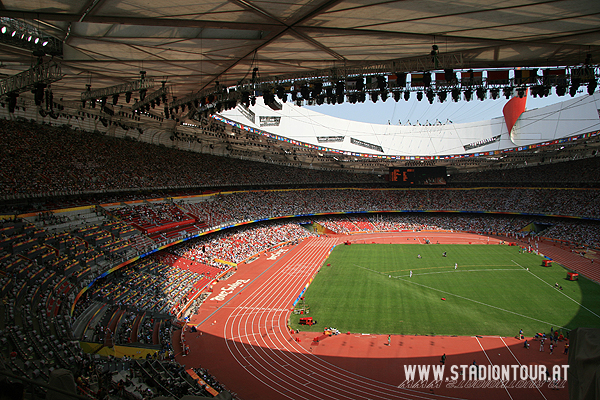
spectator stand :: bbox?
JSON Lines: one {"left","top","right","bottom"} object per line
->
{"left": 0, "top": 218, "right": 233, "bottom": 399}
{"left": 4, "top": 198, "right": 600, "bottom": 400}
{"left": 349, "top": 215, "right": 377, "bottom": 232}
{"left": 314, "top": 219, "right": 345, "bottom": 234}
{"left": 106, "top": 200, "right": 198, "bottom": 241}
{"left": 0, "top": 228, "right": 96, "bottom": 397}
{"left": 22, "top": 205, "right": 107, "bottom": 233}
{"left": 2, "top": 119, "right": 600, "bottom": 399}
{"left": 150, "top": 250, "right": 234, "bottom": 311}
{"left": 5, "top": 169, "right": 600, "bottom": 395}
{"left": 0, "top": 118, "right": 378, "bottom": 202}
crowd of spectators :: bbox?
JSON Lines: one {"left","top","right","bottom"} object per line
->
{"left": 542, "top": 220, "right": 600, "bottom": 248}
{"left": 4, "top": 206, "right": 600, "bottom": 400}
{"left": 0, "top": 119, "right": 376, "bottom": 197}
{"left": 137, "top": 316, "right": 156, "bottom": 345}
{"left": 362, "top": 214, "right": 537, "bottom": 235}
{"left": 84, "top": 259, "right": 203, "bottom": 316}
{"left": 0, "top": 223, "right": 120, "bottom": 399}
{"left": 0, "top": 217, "right": 237, "bottom": 399}
{"left": 158, "top": 320, "right": 175, "bottom": 354}
{"left": 452, "top": 156, "right": 600, "bottom": 185}
{"left": 116, "top": 312, "right": 136, "bottom": 345}
{"left": 310, "top": 213, "right": 600, "bottom": 248}
{"left": 171, "top": 221, "right": 315, "bottom": 265}
{"left": 3, "top": 119, "right": 600, "bottom": 204}
{"left": 159, "top": 212, "right": 600, "bottom": 266}
{"left": 110, "top": 203, "right": 191, "bottom": 230}
{"left": 35, "top": 210, "right": 71, "bottom": 226}
{"left": 173, "top": 188, "right": 600, "bottom": 227}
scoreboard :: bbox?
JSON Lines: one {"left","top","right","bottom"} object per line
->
{"left": 388, "top": 166, "right": 447, "bottom": 185}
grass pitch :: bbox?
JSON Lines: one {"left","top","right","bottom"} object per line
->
{"left": 289, "top": 244, "right": 600, "bottom": 337}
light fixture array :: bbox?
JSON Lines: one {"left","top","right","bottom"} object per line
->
{"left": 0, "top": 17, "right": 62, "bottom": 56}
{"left": 164, "top": 63, "right": 598, "bottom": 121}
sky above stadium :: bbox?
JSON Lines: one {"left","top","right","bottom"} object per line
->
{"left": 305, "top": 91, "right": 587, "bottom": 126}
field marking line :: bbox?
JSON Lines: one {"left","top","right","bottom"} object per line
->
{"left": 199, "top": 238, "right": 308, "bottom": 327}
{"left": 499, "top": 337, "right": 549, "bottom": 400}
{"left": 237, "top": 307, "right": 289, "bottom": 312}
{"left": 360, "top": 264, "right": 525, "bottom": 277}
{"left": 475, "top": 337, "right": 514, "bottom": 400}
{"left": 383, "top": 265, "right": 520, "bottom": 274}
{"left": 291, "top": 240, "right": 467, "bottom": 399}
{"left": 410, "top": 268, "right": 526, "bottom": 277}
{"left": 511, "top": 260, "right": 600, "bottom": 320}
{"left": 355, "top": 264, "right": 567, "bottom": 329}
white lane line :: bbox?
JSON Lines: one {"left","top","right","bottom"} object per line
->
{"left": 475, "top": 337, "right": 514, "bottom": 400}
{"left": 499, "top": 337, "right": 548, "bottom": 400}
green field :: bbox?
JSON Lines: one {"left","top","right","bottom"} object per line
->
{"left": 289, "top": 244, "right": 600, "bottom": 337}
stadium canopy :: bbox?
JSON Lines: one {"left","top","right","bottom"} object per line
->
{"left": 220, "top": 93, "right": 600, "bottom": 157}
{"left": 1, "top": 1, "right": 600, "bottom": 174}
{"left": 1, "top": 0, "right": 599, "bottom": 103}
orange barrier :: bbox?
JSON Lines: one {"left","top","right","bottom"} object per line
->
{"left": 185, "top": 368, "right": 219, "bottom": 396}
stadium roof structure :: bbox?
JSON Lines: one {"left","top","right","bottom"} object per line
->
{"left": 1, "top": 1, "right": 600, "bottom": 174}
{"left": 1, "top": 0, "right": 600, "bottom": 103}
{"left": 220, "top": 92, "right": 600, "bottom": 156}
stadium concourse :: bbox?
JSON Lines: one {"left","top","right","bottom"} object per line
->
{"left": 1, "top": 122, "right": 600, "bottom": 399}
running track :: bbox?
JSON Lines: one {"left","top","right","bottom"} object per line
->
{"left": 180, "top": 232, "right": 580, "bottom": 400}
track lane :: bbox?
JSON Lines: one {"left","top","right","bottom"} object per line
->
{"left": 223, "top": 237, "right": 469, "bottom": 400}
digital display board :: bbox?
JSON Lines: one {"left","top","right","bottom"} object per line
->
{"left": 389, "top": 166, "right": 447, "bottom": 186}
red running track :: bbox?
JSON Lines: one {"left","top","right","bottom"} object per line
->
{"left": 179, "top": 232, "right": 574, "bottom": 400}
